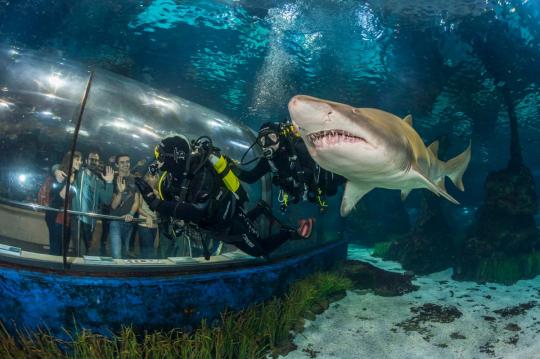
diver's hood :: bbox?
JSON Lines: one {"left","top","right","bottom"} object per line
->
{"left": 156, "top": 135, "right": 192, "bottom": 176}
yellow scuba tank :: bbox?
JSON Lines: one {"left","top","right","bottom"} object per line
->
{"left": 209, "top": 154, "right": 241, "bottom": 194}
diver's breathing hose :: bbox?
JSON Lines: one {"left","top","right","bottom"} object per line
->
{"left": 240, "top": 139, "right": 261, "bottom": 166}
{"left": 192, "top": 136, "right": 213, "bottom": 174}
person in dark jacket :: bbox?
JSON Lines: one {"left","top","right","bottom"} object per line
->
{"left": 234, "top": 121, "right": 345, "bottom": 212}
{"left": 135, "top": 135, "right": 314, "bottom": 259}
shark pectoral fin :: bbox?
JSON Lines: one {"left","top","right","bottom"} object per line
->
{"left": 414, "top": 169, "right": 460, "bottom": 205}
{"left": 403, "top": 114, "right": 413, "bottom": 127}
{"left": 340, "top": 181, "right": 373, "bottom": 217}
{"left": 401, "top": 189, "right": 411, "bottom": 201}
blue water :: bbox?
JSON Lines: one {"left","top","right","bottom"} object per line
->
{"left": 2, "top": 2, "right": 539, "bottom": 200}
{"left": 1, "top": 2, "right": 540, "bottom": 355}
{"left": 0, "top": 0, "right": 539, "bottom": 229}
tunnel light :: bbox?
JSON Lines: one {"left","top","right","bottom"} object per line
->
{"left": 209, "top": 119, "right": 224, "bottom": 129}
{"left": 45, "top": 93, "right": 61, "bottom": 100}
{"left": 18, "top": 174, "right": 27, "bottom": 183}
{"left": 47, "top": 73, "right": 65, "bottom": 91}
{"left": 139, "top": 127, "right": 160, "bottom": 139}
{"left": 83, "top": 255, "right": 114, "bottom": 263}
{"left": 112, "top": 117, "right": 130, "bottom": 130}
{"left": 151, "top": 96, "right": 177, "bottom": 112}
{"left": 0, "top": 99, "right": 13, "bottom": 109}
{"left": 0, "top": 244, "right": 21, "bottom": 257}
{"left": 229, "top": 140, "right": 250, "bottom": 149}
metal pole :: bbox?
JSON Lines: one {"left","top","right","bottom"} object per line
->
{"left": 62, "top": 71, "right": 94, "bottom": 269}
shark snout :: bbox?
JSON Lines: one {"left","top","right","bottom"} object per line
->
{"left": 288, "top": 95, "right": 334, "bottom": 128}
{"left": 289, "top": 95, "right": 328, "bottom": 112}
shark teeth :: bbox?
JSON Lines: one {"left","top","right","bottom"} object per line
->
{"left": 307, "top": 129, "right": 365, "bottom": 148}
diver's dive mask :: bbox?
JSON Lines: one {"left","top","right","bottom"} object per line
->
{"left": 257, "top": 130, "right": 280, "bottom": 159}
{"left": 257, "top": 131, "right": 279, "bottom": 147}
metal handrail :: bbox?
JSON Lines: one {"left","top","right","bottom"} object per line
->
{"left": 0, "top": 197, "right": 146, "bottom": 223}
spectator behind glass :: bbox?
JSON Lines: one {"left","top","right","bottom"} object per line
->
{"left": 54, "top": 151, "right": 115, "bottom": 255}
{"left": 109, "top": 154, "right": 139, "bottom": 259}
{"left": 135, "top": 172, "right": 159, "bottom": 259}
{"left": 49, "top": 151, "right": 82, "bottom": 256}
{"left": 99, "top": 155, "right": 117, "bottom": 256}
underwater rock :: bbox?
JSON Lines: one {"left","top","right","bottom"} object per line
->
{"left": 479, "top": 341, "right": 496, "bottom": 356}
{"left": 507, "top": 335, "right": 519, "bottom": 345}
{"left": 483, "top": 166, "right": 538, "bottom": 216}
{"left": 455, "top": 165, "right": 540, "bottom": 283}
{"left": 450, "top": 331, "right": 467, "bottom": 339}
{"left": 342, "top": 260, "right": 418, "bottom": 296}
{"left": 385, "top": 191, "right": 454, "bottom": 274}
{"left": 493, "top": 301, "right": 537, "bottom": 318}
{"left": 395, "top": 303, "right": 462, "bottom": 341}
{"left": 301, "top": 345, "right": 320, "bottom": 359}
{"left": 504, "top": 323, "right": 521, "bottom": 332}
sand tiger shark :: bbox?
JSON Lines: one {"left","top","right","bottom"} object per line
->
{"left": 288, "top": 95, "right": 472, "bottom": 217}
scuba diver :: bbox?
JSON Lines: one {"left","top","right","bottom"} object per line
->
{"left": 235, "top": 121, "right": 345, "bottom": 212}
{"left": 135, "top": 135, "right": 315, "bottom": 259}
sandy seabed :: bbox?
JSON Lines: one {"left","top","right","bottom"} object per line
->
{"left": 283, "top": 244, "right": 540, "bottom": 359}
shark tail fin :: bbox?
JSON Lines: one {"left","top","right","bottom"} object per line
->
{"left": 444, "top": 141, "right": 472, "bottom": 191}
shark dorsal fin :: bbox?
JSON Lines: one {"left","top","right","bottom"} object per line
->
{"left": 428, "top": 140, "right": 439, "bottom": 157}
{"left": 403, "top": 115, "right": 413, "bottom": 127}
{"left": 340, "top": 181, "right": 373, "bottom": 217}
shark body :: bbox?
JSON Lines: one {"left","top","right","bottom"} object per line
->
{"left": 288, "top": 95, "right": 472, "bottom": 217}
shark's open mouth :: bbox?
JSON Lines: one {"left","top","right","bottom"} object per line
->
{"left": 307, "top": 129, "right": 366, "bottom": 149}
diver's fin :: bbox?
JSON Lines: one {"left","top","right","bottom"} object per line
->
{"left": 340, "top": 181, "right": 373, "bottom": 217}
{"left": 428, "top": 140, "right": 439, "bottom": 157}
{"left": 445, "top": 141, "right": 472, "bottom": 191}
{"left": 401, "top": 189, "right": 411, "bottom": 201}
{"left": 412, "top": 166, "right": 460, "bottom": 205}
{"left": 403, "top": 114, "right": 413, "bottom": 127}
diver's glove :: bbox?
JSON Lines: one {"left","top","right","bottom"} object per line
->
{"left": 135, "top": 177, "right": 161, "bottom": 211}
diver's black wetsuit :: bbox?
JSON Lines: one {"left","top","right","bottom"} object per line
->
{"left": 235, "top": 138, "right": 345, "bottom": 204}
{"left": 138, "top": 151, "right": 301, "bottom": 258}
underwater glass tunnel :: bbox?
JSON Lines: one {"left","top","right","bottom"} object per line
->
{"left": 0, "top": 0, "right": 540, "bottom": 356}
{"left": 0, "top": 47, "right": 345, "bottom": 336}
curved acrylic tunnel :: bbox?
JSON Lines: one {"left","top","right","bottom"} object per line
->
{"left": 0, "top": 45, "right": 347, "bottom": 337}
{"left": 0, "top": 45, "right": 344, "bottom": 270}
{"left": 0, "top": 45, "right": 269, "bottom": 263}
